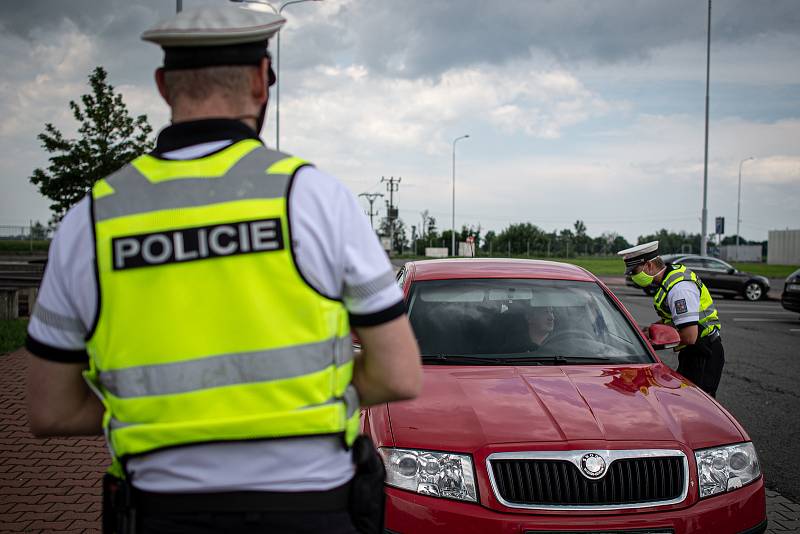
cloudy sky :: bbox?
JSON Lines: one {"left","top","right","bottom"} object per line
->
{"left": 1, "top": 0, "right": 798, "bottom": 243}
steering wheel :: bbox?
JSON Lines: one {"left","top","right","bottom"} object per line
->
{"left": 542, "top": 329, "right": 594, "bottom": 346}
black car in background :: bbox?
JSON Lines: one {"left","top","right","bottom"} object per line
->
{"left": 627, "top": 254, "right": 771, "bottom": 301}
{"left": 781, "top": 268, "right": 800, "bottom": 313}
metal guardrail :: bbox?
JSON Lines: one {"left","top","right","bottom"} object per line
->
{"left": 0, "top": 273, "right": 43, "bottom": 288}
{"left": 0, "top": 262, "right": 44, "bottom": 289}
{"left": 0, "top": 263, "right": 43, "bottom": 319}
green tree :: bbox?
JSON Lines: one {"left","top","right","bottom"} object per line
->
{"left": 573, "top": 219, "right": 591, "bottom": 255}
{"left": 558, "top": 228, "right": 575, "bottom": 257}
{"left": 597, "top": 232, "right": 632, "bottom": 255}
{"left": 30, "top": 221, "right": 48, "bottom": 240}
{"left": 637, "top": 229, "right": 700, "bottom": 255}
{"left": 482, "top": 230, "right": 496, "bottom": 253}
{"left": 30, "top": 66, "right": 154, "bottom": 222}
{"left": 495, "top": 223, "right": 548, "bottom": 255}
{"left": 379, "top": 217, "right": 409, "bottom": 255}
{"left": 441, "top": 225, "right": 482, "bottom": 256}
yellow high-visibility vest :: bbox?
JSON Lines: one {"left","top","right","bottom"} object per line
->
{"left": 84, "top": 139, "right": 359, "bottom": 461}
{"left": 653, "top": 264, "right": 721, "bottom": 340}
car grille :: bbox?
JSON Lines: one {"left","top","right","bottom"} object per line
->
{"left": 489, "top": 454, "right": 686, "bottom": 509}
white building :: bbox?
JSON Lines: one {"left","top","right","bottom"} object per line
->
{"left": 767, "top": 229, "right": 800, "bottom": 265}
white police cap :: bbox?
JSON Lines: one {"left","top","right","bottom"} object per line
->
{"left": 142, "top": 4, "right": 285, "bottom": 47}
{"left": 142, "top": 4, "right": 285, "bottom": 71}
{"left": 617, "top": 241, "right": 659, "bottom": 274}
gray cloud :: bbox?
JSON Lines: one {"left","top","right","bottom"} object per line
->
{"left": 312, "top": 0, "right": 800, "bottom": 77}
{"left": 3, "top": 1, "right": 797, "bottom": 81}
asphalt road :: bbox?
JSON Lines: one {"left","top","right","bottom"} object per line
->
{"left": 609, "top": 282, "right": 800, "bottom": 502}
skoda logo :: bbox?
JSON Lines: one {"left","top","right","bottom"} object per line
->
{"left": 580, "top": 453, "right": 607, "bottom": 479}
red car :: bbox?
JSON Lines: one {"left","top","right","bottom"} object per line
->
{"left": 362, "top": 259, "right": 767, "bottom": 534}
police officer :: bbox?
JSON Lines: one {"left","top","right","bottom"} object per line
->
{"left": 619, "top": 241, "right": 724, "bottom": 397}
{"left": 25, "top": 5, "right": 422, "bottom": 533}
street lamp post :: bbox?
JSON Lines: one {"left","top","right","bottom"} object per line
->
{"left": 230, "top": 0, "right": 323, "bottom": 150}
{"left": 451, "top": 134, "right": 470, "bottom": 257}
{"left": 275, "top": 0, "right": 322, "bottom": 151}
{"left": 736, "top": 156, "right": 755, "bottom": 259}
{"left": 700, "top": 0, "right": 712, "bottom": 256}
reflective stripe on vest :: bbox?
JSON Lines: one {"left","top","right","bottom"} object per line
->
{"left": 653, "top": 264, "right": 721, "bottom": 338}
{"left": 85, "top": 140, "right": 359, "bottom": 460}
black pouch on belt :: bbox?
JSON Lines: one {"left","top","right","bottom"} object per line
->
{"left": 349, "top": 435, "right": 387, "bottom": 534}
{"left": 102, "top": 473, "right": 136, "bottom": 534}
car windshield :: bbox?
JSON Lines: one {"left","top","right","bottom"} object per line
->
{"left": 407, "top": 278, "right": 653, "bottom": 364}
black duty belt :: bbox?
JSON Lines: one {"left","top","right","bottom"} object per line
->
{"left": 134, "top": 480, "right": 351, "bottom": 514}
{"left": 702, "top": 329, "right": 721, "bottom": 344}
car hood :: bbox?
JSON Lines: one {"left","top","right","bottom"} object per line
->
{"left": 388, "top": 364, "right": 744, "bottom": 451}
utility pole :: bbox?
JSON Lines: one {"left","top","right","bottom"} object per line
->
{"left": 358, "top": 192, "right": 383, "bottom": 230}
{"left": 176, "top": 0, "right": 182, "bottom": 12}
{"left": 381, "top": 176, "right": 401, "bottom": 254}
{"left": 700, "top": 0, "right": 712, "bottom": 256}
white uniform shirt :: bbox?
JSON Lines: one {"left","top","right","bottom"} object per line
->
{"left": 27, "top": 125, "right": 403, "bottom": 492}
{"left": 665, "top": 280, "right": 701, "bottom": 327}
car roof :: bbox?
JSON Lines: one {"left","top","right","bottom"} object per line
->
{"left": 663, "top": 254, "right": 729, "bottom": 263}
{"left": 660, "top": 253, "right": 684, "bottom": 262}
{"left": 406, "top": 258, "right": 597, "bottom": 282}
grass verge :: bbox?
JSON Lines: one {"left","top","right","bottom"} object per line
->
{"left": 0, "top": 240, "right": 50, "bottom": 253}
{"left": 0, "top": 319, "right": 28, "bottom": 354}
{"left": 732, "top": 263, "right": 798, "bottom": 279}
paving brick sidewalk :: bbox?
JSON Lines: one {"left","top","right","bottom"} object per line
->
{"left": 1, "top": 350, "right": 106, "bottom": 533}
{"left": 2, "top": 348, "right": 799, "bottom": 533}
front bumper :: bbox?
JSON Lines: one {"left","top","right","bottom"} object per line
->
{"left": 782, "top": 291, "right": 800, "bottom": 313}
{"left": 385, "top": 476, "right": 766, "bottom": 534}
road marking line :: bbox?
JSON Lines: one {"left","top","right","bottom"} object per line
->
{"left": 724, "top": 311, "right": 795, "bottom": 315}
{"left": 732, "top": 318, "right": 776, "bottom": 322}
{"left": 791, "top": 329, "right": 800, "bottom": 332}
{"left": 718, "top": 307, "right": 784, "bottom": 312}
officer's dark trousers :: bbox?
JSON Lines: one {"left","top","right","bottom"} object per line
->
{"left": 677, "top": 335, "right": 725, "bottom": 397}
{"left": 134, "top": 482, "right": 359, "bottom": 534}
{"left": 138, "top": 509, "right": 359, "bottom": 534}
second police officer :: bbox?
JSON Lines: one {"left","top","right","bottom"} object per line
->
{"left": 619, "top": 241, "right": 725, "bottom": 397}
{"left": 25, "top": 4, "right": 422, "bottom": 533}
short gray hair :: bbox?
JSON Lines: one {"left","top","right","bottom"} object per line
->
{"left": 163, "top": 65, "right": 255, "bottom": 104}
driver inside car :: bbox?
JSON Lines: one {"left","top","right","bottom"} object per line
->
{"left": 525, "top": 304, "right": 555, "bottom": 349}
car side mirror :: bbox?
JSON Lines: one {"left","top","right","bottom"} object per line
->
{"left": 646, "top": 323, "right": 680, "bottom": 350}
{"left": 727, "top": 268, "right": 736, "bottom": 274}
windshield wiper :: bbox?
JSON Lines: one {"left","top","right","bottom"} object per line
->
{"left": 421, "top": 354, "right": 614, "bottom": 366}
{"left": 500, "top": 355, "right": 613, "bottom": 365}
{"left": 421, "top": 354, "right": 506, "bottom": 365}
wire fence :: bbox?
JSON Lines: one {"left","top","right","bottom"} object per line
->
{"left": 0, "top": 224, "right": 49, "bottom": 240}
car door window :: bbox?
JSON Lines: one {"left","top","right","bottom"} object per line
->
{"left": 681, "top": 258, "right": 704, "bottom": 269}
{"left": 702, "top": 259, "right": 729, "bottom": 272}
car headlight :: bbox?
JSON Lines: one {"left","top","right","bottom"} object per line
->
{"left": 695, "top": 442, "right": 761, "bottom": 498}
{"left": 380, "top": 448, "right": 477, "bottom": 502}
